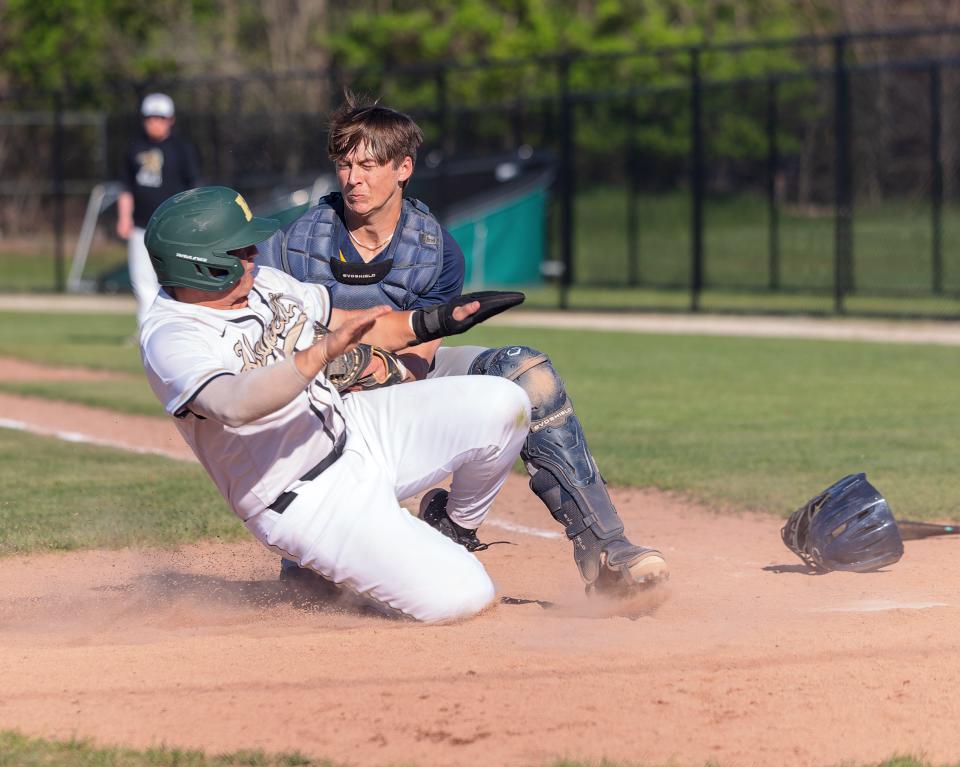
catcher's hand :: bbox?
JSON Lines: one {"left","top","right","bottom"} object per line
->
{"left": 411, "top": 291, "right": 525, "bottom": 343}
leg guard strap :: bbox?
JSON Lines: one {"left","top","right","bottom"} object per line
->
{"left": 529, "top": 467, "right": 609, "bottom": 583}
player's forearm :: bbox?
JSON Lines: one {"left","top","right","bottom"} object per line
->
{"left": 293, "top": 336, "right": 331, "bottom": 380}
{"left": 191, "top": 356, "right": 311, "bottom": 427}
{"left": 358, "top": 311, "right": 418, "bottom": 351}
{"left": 336, "top": 291, "right": 524, "bottom": 351}
{"left": 117, "top": 192, "right": 134, "bottom": 221}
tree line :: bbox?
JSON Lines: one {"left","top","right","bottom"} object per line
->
{"left": 0, "top": 0, "right": 840, "bottom": 100}
{"left": 2, "top": 0, "right": 959, "bottom": 239}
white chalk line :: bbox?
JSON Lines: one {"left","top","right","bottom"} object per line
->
{"left": 484, "top": 518, "right": 564, "bottom": 539}
{"left": 0, "top": 418, "right": 565, "bottom": 539}
{"left": 0, "top": 418, "right": 193, "bottom": 463}
{"left": 814, "top": 599, "right": 949, "bottom": 613}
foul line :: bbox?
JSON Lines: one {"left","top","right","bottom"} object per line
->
{"left": 0, "top": 418, "right": 193, "bottom": 463}
{"left": 485, "top": 518, "right": 564, "bottom": 539}
{"left": 0, "top": 418, "right": 565, "bottom": 540}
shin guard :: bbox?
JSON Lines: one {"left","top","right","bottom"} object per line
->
{"left": 469, "top": 346, "right": 630, "bottom": 583}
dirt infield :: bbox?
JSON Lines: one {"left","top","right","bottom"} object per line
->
{"left": 2, "top": 357, "right": 960, "bottom": 766}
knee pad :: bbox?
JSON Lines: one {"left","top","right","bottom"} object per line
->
{"left": 470, "top": 346, "right": 589, "bottom": 482}
{"left": 468, "top": 345, "right": 566, "bottom": 421}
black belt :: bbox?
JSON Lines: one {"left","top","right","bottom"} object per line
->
{"left": 269, "top": 434, "right": 346, "bottom": 514}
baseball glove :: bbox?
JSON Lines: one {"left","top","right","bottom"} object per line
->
{"left": 781, "top": 472, "right": 903, "bottom": 572}
{"left": 325, "top": 343, "right": 408, "bottom": 392}
{"left": 314, "top": 317, "right": 407, "bottom": 392}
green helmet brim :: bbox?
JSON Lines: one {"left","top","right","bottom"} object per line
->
{"left": 217, "top": 216, "right": 282, "bottom": 254}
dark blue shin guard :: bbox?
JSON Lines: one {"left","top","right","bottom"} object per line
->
{"left": 469, "top": 346, "right": 628, "bottom": 583}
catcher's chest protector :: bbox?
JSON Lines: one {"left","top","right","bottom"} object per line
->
{"left": 268, "top": 193, "right": 444, "bottom": 310}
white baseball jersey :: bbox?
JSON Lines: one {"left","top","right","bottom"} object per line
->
{"left": 140, "top": 265, "right": 344, "bottom": 521}
{"left": 140, "top": 264, "right": 533, "bottom": 622}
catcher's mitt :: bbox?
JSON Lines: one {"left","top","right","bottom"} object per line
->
{"left": 315, "top": 319, "right": 407, "bottom": 392}
{"left": 325, "top": 344, "right": 407, "bottom": 392}
{"left": 781, "top": 472, "right": 903, "bottom": 573}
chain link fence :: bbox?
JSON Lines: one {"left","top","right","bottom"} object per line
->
{"left": 4, "top": 27, "right": 960, "bottom": 316}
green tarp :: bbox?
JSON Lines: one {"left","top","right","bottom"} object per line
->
{"left": 447, "top": 181, "right": 547, "bottom": 288}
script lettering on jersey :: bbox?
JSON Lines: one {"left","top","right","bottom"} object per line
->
{"left": 234, "top": 293, "right": 309, "bottom": 371}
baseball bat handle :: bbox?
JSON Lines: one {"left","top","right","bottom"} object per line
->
{"left": 897, "top": 520, "right": 960, "bottom": 540}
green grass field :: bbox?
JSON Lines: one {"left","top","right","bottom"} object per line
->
{"left": 500, "top": 188, "right": 960, "bottom": 316}
{"left": 566, "top": 188, "right": 960, "bottom": 294}
{"left": 0, "top": 242, "right": 125, "bottom": 293}
{"left": 0, "top": 729, "right": 950, "bottom": 767}
{"left": 463, "top": 324, "right": 960, "bottom": 519}
{"left": 2, "top": 311, "right": 960, "bottom": 559}
{"left": 0, "top": 310, "right": 139, "bottom": 371}
{"left": 0, "top": 731, "right": 322, "bottom": 767}
{"left": 0, "top": 428, "right": 238, "bottom": 555}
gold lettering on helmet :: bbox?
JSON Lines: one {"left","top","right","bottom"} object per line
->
{"left": 235, "top": 194, "right": 253, "bottom": 222}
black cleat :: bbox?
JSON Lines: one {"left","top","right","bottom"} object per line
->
{"left": 418, "top": 488, "right": 497, "bottom": 552}
{"left": 588, "top": 538, "right": 669, "bottom": 597}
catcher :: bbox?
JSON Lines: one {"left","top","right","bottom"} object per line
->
{"left": 257, "top": 94, "right": 669, "bottom": 597}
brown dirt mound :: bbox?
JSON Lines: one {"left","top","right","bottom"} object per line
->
{"left": 1, "top": 363, "right": 959, "bottom": 766}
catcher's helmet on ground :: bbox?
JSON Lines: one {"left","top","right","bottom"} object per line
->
{"left": 145, "top": 186, "right": 280, "bottom": 291}
{"left": 781, "top": 472, "right": 904, "bottom": 573}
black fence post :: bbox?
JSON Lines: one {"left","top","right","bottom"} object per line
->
{"left": 766, "top": 79, "right": 781, "bottom": 291}
{"left": 833, "top": 35, "right": 853, "bottom": 314}
{"left": 690, "top": 47, "right": 705, "bottom": 312}
{"left": 558, "top": 54, "right": 574, "bottom": 310}
{"left": 541, "top": 84, "right": 555, "bottom": 147}
{"left": 53, "top": 90, "right": 66, "bottom": 293}
{"left": 207, "top": 82, "right": 222, "bottom": 182}
{"left": 626, "top": 96, "right": 640, "bottom": 286}
{"left": 228, "top": 78, "right": 241, "bottom": 188}
{"left": 511, "top": 101, "right": 525, "bottom": 147}
{"left": 930, "top": 62, "right": 944, "bottom": 295}
{"left": 435, "top": 67, "right": 450, "bottom": 222}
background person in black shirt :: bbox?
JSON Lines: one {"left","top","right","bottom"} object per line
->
{"left": 117, "top": 93, "right": 200, "bottom": 325}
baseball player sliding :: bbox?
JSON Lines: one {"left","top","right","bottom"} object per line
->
{"left": 139, "top": 186, "right": 531, "bottom": 623}
{"left": 258, "top": 94, "right": 668, "bottom": 597}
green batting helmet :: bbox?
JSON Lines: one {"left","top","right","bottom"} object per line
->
{"left": 144, "top": 186, "right": 280, "bottom": 291}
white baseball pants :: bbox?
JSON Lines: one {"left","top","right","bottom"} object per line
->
{"left": 245, "top": 375, "right": 531, "bottom": 623}
{"left": 429, "top": 345, "right": 487, "bottom": 377}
